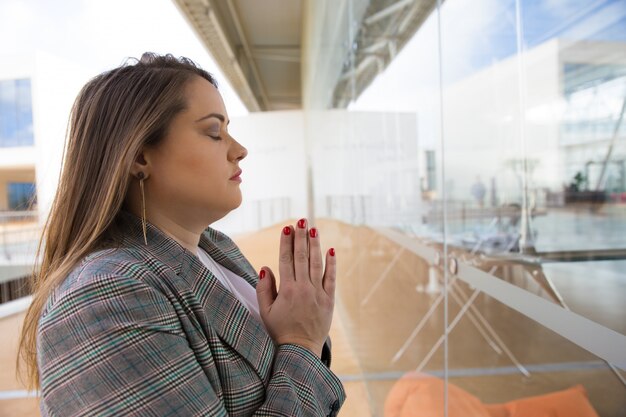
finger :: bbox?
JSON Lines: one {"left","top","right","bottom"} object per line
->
{"left": 262, "top": 266, "right": 278, "bottom": 300}
{"left": 294, "top": 218, "right": 309, "bottom": 283}
{"left": 256, "top": 267, "right": 277, "bottom": 316}
{"left": 308, "top": 227, "right": 324, "bottom": 287}
{"left": 269, "top": 267, "right": 278, "bottom": 299}
{"left": 278, "top": 225, "right": 295, "bottom": 284}
{"left": 322, "top": 248, "right": 337, "bottom": 297}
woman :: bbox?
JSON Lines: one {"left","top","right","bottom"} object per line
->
{"left": 19, "top": 53, "right": 345, "bottom": 416}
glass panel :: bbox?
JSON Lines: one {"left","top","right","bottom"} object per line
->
{"left": 304, "top": 1, "right": 447, "bottom": 415}
{"left": 0, "top": 78, "right": 34, "bottom": 147}
{"left": 304, "top": 0, "right": 625, "bottom": 415}
{"left": 15, "top": 79, "right": 34, "bottom": 147}
{"left": 7, "top": 182, "right": 36, "bottom": 210}
{"left": 0, "top": 79, "right": 18, "bottom": 147}
{"left": 439, "top": 0, "right": 626, "bottom": 416}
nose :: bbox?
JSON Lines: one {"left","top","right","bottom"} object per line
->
{"left": 229, "top": 136, "right": 248, "bottom": 161}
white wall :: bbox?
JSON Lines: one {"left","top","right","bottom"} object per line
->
{"left": 214, "top": 110, "right": 308, "bottom": 234}
{"left": 0, "top": 147, "right": 36, "bottom": 169}
{"left": 310, "top": 110, "right": 422, "bottom": 226}
{"left": 215, "top": 109, "right": 422, "bottom": 235}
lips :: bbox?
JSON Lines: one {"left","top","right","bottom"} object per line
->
{"left": 230, "top": 169, "right": 242, "bottom": 180}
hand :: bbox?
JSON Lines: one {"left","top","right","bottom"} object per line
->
{"left": 256, "top": 218, "right": 336, "bottom": 357}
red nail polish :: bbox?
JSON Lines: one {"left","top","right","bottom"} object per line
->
{"left": 283, "top": 226, "right": 291, "bottom": 235}
{"left": 329, "top": 248, "right": 335, "bottom": 257}
{"left": 297, "top": 218, "right": 306, "bottom": 229}
{"left": 309, "top": 227, "right": 317, "bottom": 238}
{"left": 260, "top": 269, "right": 266, "bottom": 279}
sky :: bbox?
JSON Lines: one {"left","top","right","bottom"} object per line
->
{"left": 0, "top": 0, "right": 248, "bottom": 117}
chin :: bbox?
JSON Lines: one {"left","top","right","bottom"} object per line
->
{"left": 223, "top": 197, "right": 243, "bottom": 214}
{"left": 232, "top": 192, "right": 243, "bottom": 207}
{"left": 231, "top": 199, "right": 243, "bottom": 210}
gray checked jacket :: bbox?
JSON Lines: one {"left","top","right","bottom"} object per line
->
{"left": 37, "top": 211, "right": 345, "bottom": 416}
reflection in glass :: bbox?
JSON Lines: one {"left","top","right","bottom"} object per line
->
{"left": 303, "top": 0, "right": 626, "bottom": 415}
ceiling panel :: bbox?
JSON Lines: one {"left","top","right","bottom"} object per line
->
{"left": 173, "top": 0, "right": 437, "bottom": 111}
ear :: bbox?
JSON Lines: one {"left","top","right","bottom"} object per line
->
{"left": 129, "top": 151, "right": 150, "bottom": 179}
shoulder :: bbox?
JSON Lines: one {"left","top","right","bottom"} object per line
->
{"left": 37, "top": 246, "right": 186, "bottom": 355}
{"left": 42, "top": 246, "right": 167, "bottom": 321}
{"left": 68, "top": 247, "right": 156, "bottom": 287}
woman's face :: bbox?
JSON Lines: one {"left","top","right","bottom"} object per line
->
{"left": 144, "top": 75, "right": 248, "bottom": 226}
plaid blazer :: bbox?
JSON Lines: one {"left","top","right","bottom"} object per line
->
{"left": 37, "top": 211, "right": 345, "bottom": 416}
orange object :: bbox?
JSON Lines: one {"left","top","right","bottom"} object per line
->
{"left": 384, "top": 372, "right": 599, "bottom": 417}
{"left": 384, "top": 373, "right": 491, "bottom": 417}
{"left": 503, "top": 384, "right": 599, "bottom": 417}
{"left": 483, "top": 403, "right": 509, "bottom": 417}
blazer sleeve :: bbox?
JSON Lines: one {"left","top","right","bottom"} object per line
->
{"left": 38, "top": 273, "right": 345, "bottom": 417}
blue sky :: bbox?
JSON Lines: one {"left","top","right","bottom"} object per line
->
{"left": 523, "top": 0, "right": 626, "bottom": 46}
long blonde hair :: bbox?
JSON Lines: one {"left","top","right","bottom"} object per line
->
{"left": 18, "top": 53, "right": 217, "bottom": 389}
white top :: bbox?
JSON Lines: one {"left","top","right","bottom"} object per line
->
{"left": 196, "top": 247, "right": 263, "bottom": 326}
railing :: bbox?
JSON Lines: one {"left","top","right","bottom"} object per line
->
{"left": 250, "top": 197, "right": 291, "bottom": 229}
{"left": 374, "top": 227, "right": 626, "bottom": 386}
{"left": 0, "top": 211, "right": 40, "bottom": 304}
{"left": 324, "top": 194, "right": 424, "bottom": 226}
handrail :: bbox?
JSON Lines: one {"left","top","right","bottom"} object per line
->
{"left": 374, "top": 226, "right": 626, "bottom": 371}
{"left": 0, "top": 296, "right": 32, "bottom": 319}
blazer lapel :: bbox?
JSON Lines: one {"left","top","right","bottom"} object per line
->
{"left": 198, "top": 228, "right": 259, "bottom": 288}
{"left": 179, "top": 246, "right": 275, "bottom": 385}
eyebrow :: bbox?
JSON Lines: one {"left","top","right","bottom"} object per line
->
{"left": 194, "top": 113, "right": 229, "bottom": 125}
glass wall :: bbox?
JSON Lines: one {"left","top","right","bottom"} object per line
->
{"left": 303, "top": 0, "right": 626, "bottom": 416}
{"left": 7, "top": 182, "right": 36, "bottom": 210}
{"left": 0, "top": 78, "right": 34, "bottom": 148}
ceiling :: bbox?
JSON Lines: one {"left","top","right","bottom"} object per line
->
{"left": 173, "top": 0, "right": 437, "bottom": 111}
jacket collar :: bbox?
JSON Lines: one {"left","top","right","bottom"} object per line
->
{"left": 196, "top": 228, "right": 259, "bottom": 288}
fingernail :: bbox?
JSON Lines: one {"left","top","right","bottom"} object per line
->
{"left": 297, "top": 218, "right": 306, "bottom": 229}
{"left": 309, "top": 227, "right": 317, "bottom": 238}
{"left": 329, "top": 248, "right": 335, "bottom": 257}
{"left": 260, "top": 269, "right": 266, "bottom": 279}
{"left": 283, "top": 226, "right": 291, "bottom": 235}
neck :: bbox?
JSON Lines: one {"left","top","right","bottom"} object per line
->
{"left": 123, "top": 203, "right": 204, "bottom": 253}
{"left": 124, "top": 185, "right": 217, "bottom": 253}
{"left": 146, "top": 210, "right": 203, "bottom": 253}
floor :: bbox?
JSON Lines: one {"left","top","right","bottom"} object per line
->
{"left": 0, "top": 312, "right": 40, "bottom": 416}
{"left": 1, "top": 218, "right": 624, "bottom": 416}
{"left": 238, "top": 219, "right": 626, "bottom": 416}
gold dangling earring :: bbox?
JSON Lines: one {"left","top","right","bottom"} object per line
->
{"left": 137, "top": 172, "right": 148, "bottom": 245}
